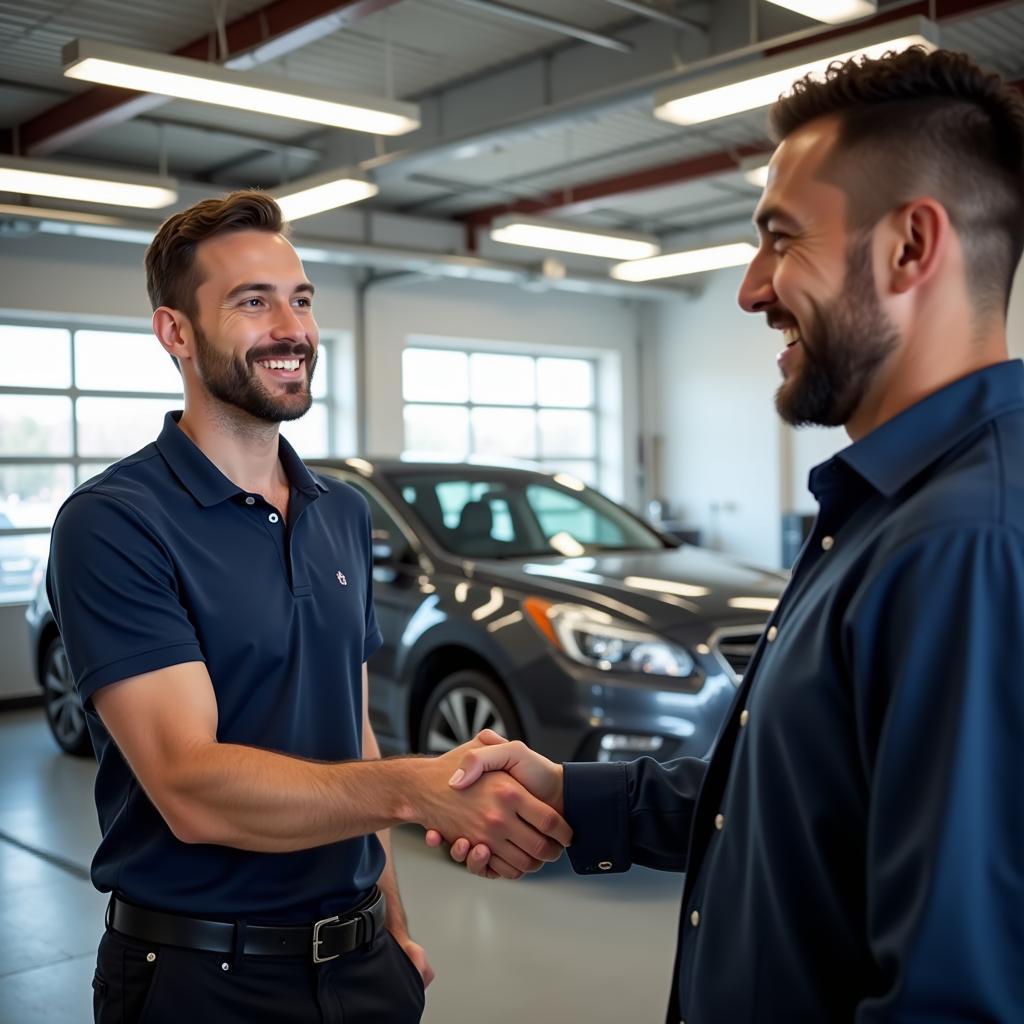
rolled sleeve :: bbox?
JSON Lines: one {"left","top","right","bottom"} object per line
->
{"left": 47, "top": 492, "right": 203, "bottom": 706}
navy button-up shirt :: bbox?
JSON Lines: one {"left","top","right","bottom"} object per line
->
{"left": 564, "top": 361, "right": 1024, "bottom": 1021}
{"left": 48, "top": 412, "right": 383, "bottom": 922}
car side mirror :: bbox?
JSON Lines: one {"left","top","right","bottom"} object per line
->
{"left": 372, "top": 530, "right": 394, "bottom": 564}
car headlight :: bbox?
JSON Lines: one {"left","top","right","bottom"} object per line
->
{"left": 523, "top": 598, "right": 695, "bottom": 678}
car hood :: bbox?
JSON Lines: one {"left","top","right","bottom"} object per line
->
{"left": 467, "top": 546, "right": 786, "bottom": 634}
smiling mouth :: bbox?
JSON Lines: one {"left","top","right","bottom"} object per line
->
{"left": 782, "top": 328, "right": 801, "bottom": 348}
{"left": 255, "top": 357, "right": 305, "bottom": 377}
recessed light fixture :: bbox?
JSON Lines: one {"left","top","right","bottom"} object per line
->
{"left": 63, "top": 38, "right": 421, "bottom": 136}
{"left": 765, "top": 0, "right": 877, "bottom": 24}
{"left": 654, "top": 16, "right": 936, "bottom": 126}
{"left": 490, "top": 214, "right": 661, "bottom": 260}
{"left": 275, "top": 169, "right": 379, "bottom": 221}
{"left": 610, "top": 242, "right": 757, "bottom": 282}
{"left": 0, "top": 156, "right": 177, "bottom": 209}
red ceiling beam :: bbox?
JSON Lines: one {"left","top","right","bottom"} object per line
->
{"left": 461, "top": 143, "right": 772, "bottom": 227}
{"left": 18, "top": 0, "right": 402, "bottom": 156}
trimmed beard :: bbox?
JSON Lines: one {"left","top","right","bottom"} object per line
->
{"left": 192, "top": 325, "right": 316, "bottom": 424}
{"left": 775, "top": 234, "right": 899, "bottom": 428}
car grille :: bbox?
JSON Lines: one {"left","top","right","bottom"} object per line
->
{"left": 710, "top": 626, "right": 764, "bottom": 683}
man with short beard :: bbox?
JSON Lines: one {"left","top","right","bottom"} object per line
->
{"left": 46, "top": 191, "right": 571, "bottom": 1023}
{"left": 433, "top": 48, "right": 1024, "bottom": 1021}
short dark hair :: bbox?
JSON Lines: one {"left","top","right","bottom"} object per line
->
{"left": 770, "top": 47, "right": 1024, "bottom": 317}
{"left": 145, "top": 190, "right": 285, "bottom": 322}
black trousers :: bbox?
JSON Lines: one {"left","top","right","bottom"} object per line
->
{"left": 92, "top": 924, "right": 426, "bottom": 1023}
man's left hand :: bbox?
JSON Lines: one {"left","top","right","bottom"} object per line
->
{"left": 394, "top": 932, "right": 435, "bottom": 988}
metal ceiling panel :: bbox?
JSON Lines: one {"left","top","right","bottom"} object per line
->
{"left": 0, "top": 0, "right": 272, "bottom": 89}
{"left": 940, "top": 5, "right": 1024, "bottom": 78}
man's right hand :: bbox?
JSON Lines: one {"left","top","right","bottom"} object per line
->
{"left": 411, "top": 736, "right": 570, "bottom": 880}
{"left": 423, "top": 731, "right": 565, "bottom": 879}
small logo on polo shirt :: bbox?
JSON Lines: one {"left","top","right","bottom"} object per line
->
{"left": 336, "top": 571, "right": 348, "bottom": 586}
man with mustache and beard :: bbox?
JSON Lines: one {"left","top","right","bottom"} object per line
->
{"left": 46, "top": 191, "right": 571, "bottom": 1024}
{"left": 431, "top": 47, "right": 1024, "bottom": 1022}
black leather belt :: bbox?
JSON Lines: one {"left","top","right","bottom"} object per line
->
{"left": 109, "top": 888, "right": 385, "bottom": 963}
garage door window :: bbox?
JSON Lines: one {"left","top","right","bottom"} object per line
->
{"left": 401, "top": 347, "right": 599, "bottom": 486}
{"left": 0, "top": 321, "right": 334, "bottom": 605}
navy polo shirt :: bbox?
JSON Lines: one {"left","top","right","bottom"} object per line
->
{"left": 564, "top": 360, "right": 1024, "bottom": 1021}
{"left": 47, "top": 411, "right": 384, "bottom": 922}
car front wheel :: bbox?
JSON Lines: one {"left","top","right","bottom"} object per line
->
{"left": 42, "top": 636, "right": 92, "bottom": 757}
{"left": 417, "top": 669, "right": 523, "bottom": 754}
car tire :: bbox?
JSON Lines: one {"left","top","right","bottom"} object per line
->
{"left": 416, "top": 669, "right": 523, "bottom": 754}
{"left": 41, "top": 635, "right": 92, "bottom": 758}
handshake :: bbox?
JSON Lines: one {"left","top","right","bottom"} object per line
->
{"left": 414, "top": 730, "right": 570, "bottom": 880}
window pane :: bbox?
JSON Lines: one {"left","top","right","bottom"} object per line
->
{"left": 0, "top": 325, "right": 71, "bottom": 389}
{"left": 538, "top": 409, "right": 596, "bottom": 458}
{"left": 0, "top": 464, "right": 74, "bottom": 528}
{"left": 404, "top": 405, "right": 469, "bottom": 458}
{"left": 279, "top": 403, "right": 329, "bottom": 459}
{"left": 469, "top": 353, "right": 535, "bottom": 406}
{"left": 471, "top": 407, "right": 536, "bottom": 459}
{"left": 75, "top": 331, "right": 183, "bottom": 394}
{"left": 78, "top": 462, "right": 113, "bottom": 486}
{"left": 402, "top": 349, "right": 468, "bottom": 403}
{"left": 537, "top": 358, "right": 593, "bottom": 408}
{"left": 0, "top": 395, "right": 73, "bottom": 455}
{"left": 310, "top": 345, "right": 328, "bottom": 401}
{"left": 76, "top": 397, "right": 173, "bottom": 457}
{"left": 0, "top": 532, "right": 49, "bottom": 606}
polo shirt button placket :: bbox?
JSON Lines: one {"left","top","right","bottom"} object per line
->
{"left": 244, "top": 496, "right": 255, "bottom": 506}
{"left": 268, "top": 513, "right": 280, "bottom": 524}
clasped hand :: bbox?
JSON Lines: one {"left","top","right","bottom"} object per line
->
{"left": 423, "top": 730, "right": 566, "bottom": 880}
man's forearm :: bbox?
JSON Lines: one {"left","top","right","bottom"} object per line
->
{"left": 159, "top": 740, "right": 428, "bottom": 851}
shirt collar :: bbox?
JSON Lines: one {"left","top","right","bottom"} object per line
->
{"left": 156, "top": 411, "right": 327, "bottom": 507}
{"left": 816, "top": 360, "right": 1024, "bottom": 500}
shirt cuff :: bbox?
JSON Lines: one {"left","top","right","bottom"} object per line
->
{"left": 563, "top": 760, "right": 631, "bottom": 875}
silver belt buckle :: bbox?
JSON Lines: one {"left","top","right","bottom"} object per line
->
{"left": 312, "top": 915, "right": 341, "bottom": 964}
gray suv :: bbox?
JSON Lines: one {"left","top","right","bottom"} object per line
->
{"left": 27, "top": 459, "right": 785, "bottom": 762}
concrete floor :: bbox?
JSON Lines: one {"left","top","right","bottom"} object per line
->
{"left": 0, "top": 707, "right": 684, "bottom": 1024}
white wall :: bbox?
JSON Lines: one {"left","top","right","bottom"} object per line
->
{"left": 646, "top": 267, "right": 784, "bottom": 568}
{"left": 648, "top": 259, "right": 1024, "bottom": 568}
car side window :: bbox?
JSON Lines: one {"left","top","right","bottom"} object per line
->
{"left": 433, "top": 481, "right": 516, "bottom": 542}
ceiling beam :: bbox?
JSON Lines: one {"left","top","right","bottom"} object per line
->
{"left": 17, "top": 0, "right": 403, "bottom": 157}
{"left": 459, "top": 143, "right": 771, "bottom": 225}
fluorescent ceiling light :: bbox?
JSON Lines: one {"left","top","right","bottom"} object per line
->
{"left": 654, "top": 16, "right": 936, "bottom": 126}
{"left": 611, "top": 242, "right": 756, "bottom": 281}
{"left": 0, "top": 203, "right": 126, "bottom": 225}
{"left": 63, "top": 38, "right": 420, "bottom": 136}
{"left": 0, "top": 156, "right": 177, "bottom": 209}
{"left": 490, "top": 214, "right": 660, "bottom": 260}
{"left": 765, "top": 0, "right": 876, "bottom": 24}
{"left": 275, "top": 169, "right": 379, "bottom": 221}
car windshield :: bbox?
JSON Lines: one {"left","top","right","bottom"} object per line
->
{"left": 390, "top": 472, "right": 667, "bottom": 559}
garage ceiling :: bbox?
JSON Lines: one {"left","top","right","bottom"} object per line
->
{"left": 2, "top": 0, "right": 1024, "bottom": 286}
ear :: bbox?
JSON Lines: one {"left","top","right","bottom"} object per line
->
{"left": 152, "top": 307, "right": 194, "bottom": 365}
{"left": 885, "top": 198, "right": 949, "bottom": 295}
